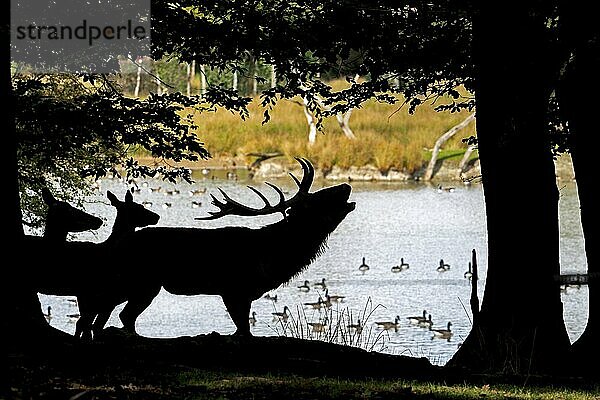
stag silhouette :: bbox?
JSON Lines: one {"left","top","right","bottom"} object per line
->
{"left": 107, "top": 158, "right": 355, "bottom": 337}
{"left": 32, "top": 189, "right": 160, "bottom": 339}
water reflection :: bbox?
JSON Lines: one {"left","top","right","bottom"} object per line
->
{"left": 38, "top": 176, "right": 588, "bottom": 366}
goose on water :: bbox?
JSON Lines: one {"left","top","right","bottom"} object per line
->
{"left": 418, "top": 314, "right": 433, "bottom": 329}
{"left": 249, "top": 311, "right": 257, "bottom": 326}
{"left": 298, "top": 280, "right": 311, "bottom": 292}
{"left": 324, "top": 289, "right": 345, "bottom": 303}
{"left": 431, "top": 321, "right": 453, "bottom": 339}
{"left": 437, "top": 259, "right": 450, "bottom": 272}
{"left": 375, "top": 315, "right": 401, "bottom": 332}
{"left": 43, "top": 306, "right": 52, "bottom": 323}
{"left": 359, "top": 257, "right": 370, "bottom": 272}
{"left": 263, "top": 293, "right": 278, "bottom": 302}
{"left": 464, "top": 262, "right": 473, "bottom": 279}
{"left": 407, "top": 309, "right": 428, "bottom": 325}
{"left": 308, "top": 317, "right": 328, "bottom": 333}
{"left": 347, "top": 319, "right": 363, "bottom": 334}
{"left": 313, "top": 278, "right": 327, "bottom": 290}
{"left": 272, "top": 306, "right": 290, "bottom": 322}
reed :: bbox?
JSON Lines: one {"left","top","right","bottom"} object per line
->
{"left": 267, "top": 297, "right": 390, "bottom": 353}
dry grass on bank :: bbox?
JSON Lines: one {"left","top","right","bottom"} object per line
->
{"left": 191, "top": 81, "right": 476, "bottom": 173}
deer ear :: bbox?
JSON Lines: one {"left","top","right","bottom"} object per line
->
{"left": 41, "top": 187, "right": 56, "bottom": 206}
{"left": 107, "top": 191, "right": 120, "bottom": 207}
{"left": 125, "top": 188, "right": 134, "bottom": 203}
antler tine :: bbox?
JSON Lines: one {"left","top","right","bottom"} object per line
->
{"left": 195, "top": 188, "right": 255, "bottom": 220}
{"left": 195, "top": 158, "right": 315, "bottom": 221}
{"left": 264, "top": 182, "right": 286, "bottom": 205}
{"left": 247, "top": 185, "right": 272, "bottom": 207}
{"left": 195, "top": 183, "right": 288, "bottom": 220}
{"left": 296, "top": 157, "right": 314, "bottom": 193}
{"left": 289, "top": 157, "right": 314, "bottom": 193}
{"left": 216, "top": 187, "right": 251, "bottom": 209}
{"left": 289, "top": 172, "right": 302, "bottom": 188}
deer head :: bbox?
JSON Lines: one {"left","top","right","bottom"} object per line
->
{"left": 107, "top": 188, "right": 160, "bottom": 236}
{"left": 42, "top": 187, "right": 103, "bottom": 240}
{"left": 196, "top": 157, "right": 355, "bottom": 222}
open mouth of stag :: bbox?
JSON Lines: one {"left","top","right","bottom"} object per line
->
{"left": 338, "top": 183, "right": 356, "bottom": 212}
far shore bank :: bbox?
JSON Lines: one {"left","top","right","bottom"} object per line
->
{"left": 135, "top": 153, "right": 576, "bottom": 183}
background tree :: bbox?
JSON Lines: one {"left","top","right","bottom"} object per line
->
{"left": 556, "top": 1, "right": 600, "bottom": 361}
{"left": 448, "top": 2, "right": 571, "bottom": 373}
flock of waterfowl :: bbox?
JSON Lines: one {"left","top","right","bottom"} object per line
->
{"left": 372, "top": 310, "right": 453, "bottom": 340}
{"left": 250, "top": 263, "right": 457, "bottom": 341}
{"left": 131, "top": 182, "right": 207, "bottom": 210}
{"left": 358, "top": 256, "right": 473, "bottom": 278}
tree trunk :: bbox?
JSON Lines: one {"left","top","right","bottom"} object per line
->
{"left": 134, "top": 57, "right": 143, "bottom": 98}
{"left": 200, "top": 64, "right": 207, "bottom": 95}
{"left": 302, "top": 96, "right": 317, "bottom": 145}
{"left": 335, "top": 109, "right": 356, "bottom": 139}
{"left": 424, "top": 113, "right": 475, "bottom": 181}
{"left": 270, "top": 65, "right": 276, "bottom": 88}
{"left": 457, "top": 145, "right": 476, "bottom": 180}
{"left": 186, "top": 60, "right": 196, "bottom": 97}
{"left": 232, "top": 70, "right": 238, "bottom": 91}
{"left": 249, "top": 54, "right": 257, "bottom": 96}
{"left": 449, "top": 3, "right": 571, "bottom": 375}
{"left": 557, "top": 2, "right": 600, "bottom": 363}
{"left": 3, "top": 6, "right": 51, "bottom": 348}
{"left": 155, "top": 73, "right": 162, "bottom": 95}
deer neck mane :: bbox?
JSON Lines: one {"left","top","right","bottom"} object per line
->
{"left": 259, "top": 214, "right": 336, "bottom": 286}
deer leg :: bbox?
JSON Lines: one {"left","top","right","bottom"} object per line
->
{"left": 91, "top": 294, "right": 121, "bottom": 338}
{"left": 92, "top": 309, "right": 111, "bottom": 337}
{"left": 222, "top": 295, "right": 252, "bottom": 336}
{"left": 119, "top": 286, "right": 161, "bottom": 333}
{"left": 75, "top": 297, "right": 94, "bottom": 341}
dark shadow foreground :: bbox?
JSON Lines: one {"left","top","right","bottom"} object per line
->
{"left": 6, "top": 328, "right": 598, "bottom": 399}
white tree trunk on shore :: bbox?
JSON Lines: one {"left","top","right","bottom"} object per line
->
{"left": 270, "top": 65, "right": 276, "bottom": 88}
{"left": 199, "top": 64, "right": 206, "bottom": 95}
{"left": 424, "top": 113, "right": 476, "bottom": 181}
{"left": 458, "top": 145, "right": 477, "bottom": 179}
{"left": 232, "top": 71, "right": 238, "bottom": 91}
{"left": 335, "top": 108, "right": 356, "bottom": 139}
{"left": 302, "top": 96, "right": 318, "bottom": 145}
{"left": 155, "top": 73, "right": 162, "bottom": 95}
{"left": 299, "top": 74, "right": 359, "bottom": 144}
{"left": 134, "top": 57, "right": 143, "bottom": 98}
{"left": 186, "top": 60, "right": 195, "bottom": 97}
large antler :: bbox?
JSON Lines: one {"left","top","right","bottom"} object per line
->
{"left": 195, "top": 157, "right": 315, "bottom": 220}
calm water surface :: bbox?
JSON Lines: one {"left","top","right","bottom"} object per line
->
{"left": 38, "top": 175, "right": 588, "bottom": 366}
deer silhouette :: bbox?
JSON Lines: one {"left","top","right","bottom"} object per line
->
{"left": 23, "top": 187, "right": 102, "bottom": 249}
{"left": 39, "top": 187, "right": 103, "bottom": 242}
{"left": 74, "top": 189, "right": 160, "bottom": 339}
{"left": 24, "top": 188, "right": 103, "bottom": 324}
{"left": 32, "top": 188, "right": 160, "bottom": 339}
{"left": 107, "top": 157, "right": 355, "bottom": 337}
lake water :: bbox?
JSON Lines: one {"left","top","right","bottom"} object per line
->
{"left": 38, "top": 173, "right": 588, "bottom": 366}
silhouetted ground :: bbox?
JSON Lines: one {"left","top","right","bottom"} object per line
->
{"left": 5, "top": 328, "right": 598, "bottom": 399}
